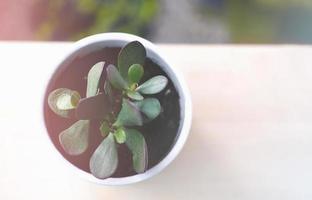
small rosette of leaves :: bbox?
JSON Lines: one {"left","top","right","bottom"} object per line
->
{"left": 48, "top": 41, "right": 169, "bottom": 179}
{"left": 107, "top": 63, "right": 168, "bottom": 100}
{"left": 106, "top": 41, "right": 168, "bottom": 101}
{"left": 100, "top": 41, "right": 168, "bottom": 176}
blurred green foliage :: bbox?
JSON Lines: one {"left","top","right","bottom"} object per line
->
{"left": 34, "top": 0, "right": 312, "bottom": 43}
{"left": 34, "top": 0, "right": 158, "bottom": 40}
{"left": 200, "top": 0, "right": 312, "bottom": 43}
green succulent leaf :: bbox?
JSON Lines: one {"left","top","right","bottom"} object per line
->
{"left": 127, "top": 90, "right": 144, "bottom": 101}
{"left": 135, "top": 98, "right": 161, "bottom": 121}
{"left": 90, "top": 133, "right": 118, "bottom": 179}
{"left": 118, "top": 41, "right": 146, "bottom": 81}
{"left": 104, "top": 80, "right": 114, "bottom": 103}
{"left": 106, "top": 64, "right": 128, "bottom": 90}
{"left": 48, "top": 88, "right": 80, "bottom": 118}
{"left": 75, "top": 93, "right": 111, "bottom": 120}
{"left": 125, "top": 129, "right": 148, "bottom": 173}
{"left": 59, "top": 120, "right": 89, "bottom": 155}
{"left": 86, "top": 61, "right": 105, "bottom": 97}
{"left": 128, "top": 64, "right": 144, "bottom": 84}
{"left": 114, "top": 128, "right": 126, "bottom": 144}
{"left": 114, "top": 98, "right": 142, "bottom": 127}
{"left": 136, "top": 75, "right": 168, "bottom": 94}
{"left": 99, "top": 121, "right": 110, "bottom": 138}
{"left": 56, "top": 90, "right": 81, "bottom": 110}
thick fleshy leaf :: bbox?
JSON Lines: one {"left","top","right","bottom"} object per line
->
{"left": 135, "top": 98, "right": 161, "bottom": 121}
{"left": 99, "top": 121, "right": 110, "bottom": 138}
{"left": 48, "top": 88, "right": 79, "bottom": 118}
{"left": 113, "top": 98, "right": 142, "bottom": 127}
{"left": 118, "top": 41, "right": 146, "bottom": 80}
{"left": 127, "top": 90, "right": 144, "bottom": 101}
{"left": 59, "top": 120, "right": 89, "bottom": 155}
{"left": 90, "top": 133, "right": 118, "bottom": 179}
{"left": 75, "top": 93, "right": 112, "bottom": 120}
{"left": 104, "top": 80, "right": 114, "bottom": 103}
{"left": 106, "top": 64, "right": 128, "bottom": 90}
{"left": 114, "top": 128, "right": 126, "bottom": 144}
{"left": 125, "top": 129, "right": 148, "bottom": 173}
{"left": 56, "top": 90, "right": 81, "bottom": 110}
{"left": 86, "top": 61, "right": 105, "bottom": 97}
{"left": 136, "top": 75, "right": 168, "bottom": 94}
{"left": 128, "top": 64, "right": 144, "bottom": 84}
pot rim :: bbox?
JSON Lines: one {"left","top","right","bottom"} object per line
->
{"left": 42, "top": 33, "right": 192, "bottom": 185}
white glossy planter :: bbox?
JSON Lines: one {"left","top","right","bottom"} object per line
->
{"left": 43, "top": 33, "right": 192, "bottom": 185}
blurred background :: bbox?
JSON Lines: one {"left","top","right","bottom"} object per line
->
{"left": 1, "top": 0, "right": 312, "bottom": 43}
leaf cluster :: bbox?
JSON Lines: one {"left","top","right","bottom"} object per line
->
{"left": 48, "top": 41, "right": 168, "bottom": 179}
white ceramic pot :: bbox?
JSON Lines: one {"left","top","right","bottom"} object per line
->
{"left": 43, "top": 33, "right": 192, "bottom": 185}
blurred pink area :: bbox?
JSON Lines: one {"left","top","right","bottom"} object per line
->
{"left": 0, "top": 0, "right": 35, "bottom": 40}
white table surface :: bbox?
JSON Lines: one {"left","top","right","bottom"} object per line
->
{"left": 1, "top": 42, "right": 312, "bottom": 199}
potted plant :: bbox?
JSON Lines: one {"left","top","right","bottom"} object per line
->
{"left": 43, "top": 33, "right": 192, "bottom": 185}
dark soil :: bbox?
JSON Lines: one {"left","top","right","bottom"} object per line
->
{"left": 44, "top": 47, "right": 180, "bottom": 177}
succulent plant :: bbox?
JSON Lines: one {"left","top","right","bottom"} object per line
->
{"left": 48, "top": 41, "right": 168, "bottom": 179}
